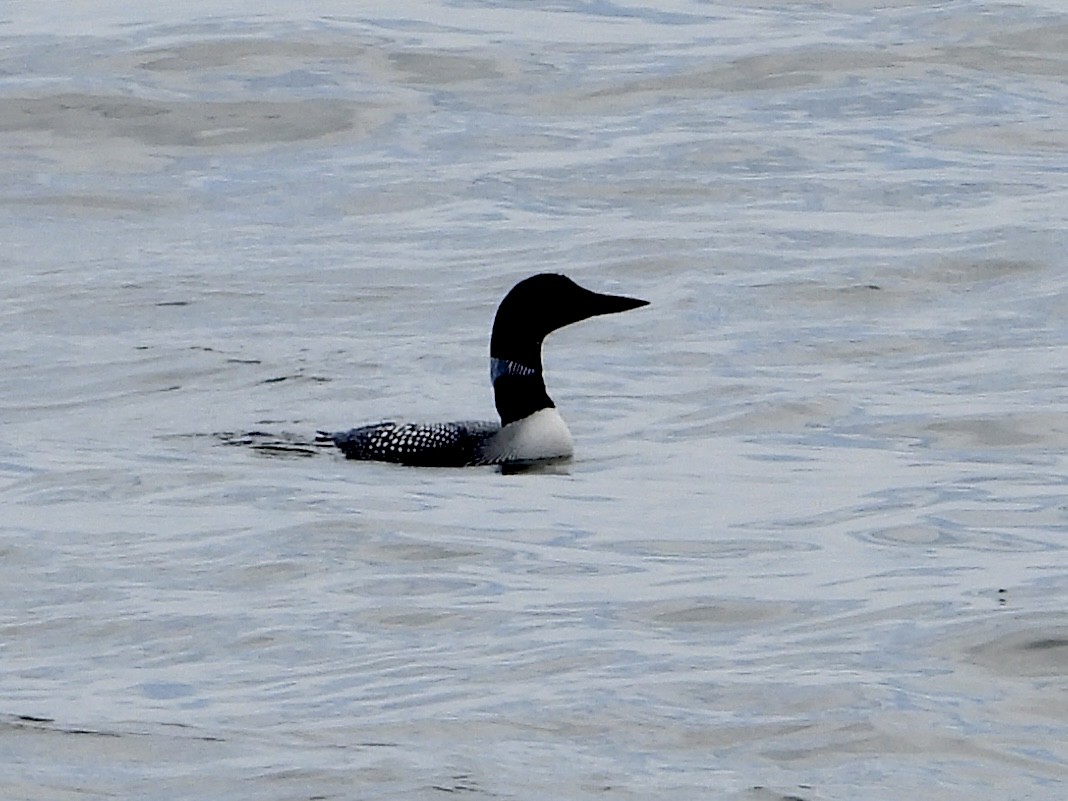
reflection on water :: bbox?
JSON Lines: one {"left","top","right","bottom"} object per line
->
{"left": 2, "top": 1, "right": 1068, "bottom": 799}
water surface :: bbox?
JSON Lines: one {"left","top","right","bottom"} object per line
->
{"left": 2, "top": 2, "right": 1067, "bottom": 799}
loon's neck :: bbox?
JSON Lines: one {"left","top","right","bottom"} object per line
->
{"left": 490, "top": 356, "right": 554, "bottom": 426}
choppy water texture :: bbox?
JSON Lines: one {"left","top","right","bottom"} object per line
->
{"left": 2, "top": 1, "right": 1068, "bottom": 799}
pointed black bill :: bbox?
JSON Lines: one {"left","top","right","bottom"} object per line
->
{"left": 580, "top": 287, "right": 649, "bottom": 320}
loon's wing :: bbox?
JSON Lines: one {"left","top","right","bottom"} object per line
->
{"left": 321, "top": 420, "right": 501, "bottom": 467}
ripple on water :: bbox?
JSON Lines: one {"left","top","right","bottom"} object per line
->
{"left": 619, "top": 537, "right": 819, "bottom": 561}
{"left": 857, "top": 522, "right": 1062, "bottom": 553}
{"left": 625, "top": 597, "right": 803, "bottom": 630}
{"left": 956, "top": 617, "right": 1068, "bottom": 679}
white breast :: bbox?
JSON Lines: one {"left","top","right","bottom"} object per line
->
{"left": 483, "top": 407, "right": 574, "bottom": 464}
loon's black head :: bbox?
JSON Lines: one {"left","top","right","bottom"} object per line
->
{"left": 489, "top": 273, "right": 648, "bottom": 425}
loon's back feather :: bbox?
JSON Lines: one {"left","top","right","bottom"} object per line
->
{"left": 327, "top": 420, "right": 500, "bottom": 467}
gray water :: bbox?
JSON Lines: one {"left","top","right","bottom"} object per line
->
{"left": 2, "top": 1, "right": 1068, "bottom": 799}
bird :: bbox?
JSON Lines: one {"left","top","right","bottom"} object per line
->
{"left": 319, "top": 273, "right": 648, "bottom": 468}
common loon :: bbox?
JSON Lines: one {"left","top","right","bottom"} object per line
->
{"left": 319, "top": 273, "right": 648, "bottom": 467}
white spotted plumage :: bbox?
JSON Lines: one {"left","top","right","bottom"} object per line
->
{"left": 327, "top": 410, "right": 573, "bottom": 467}
{"left": 329, "top": 420, "right": 500, "bottom": 466}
